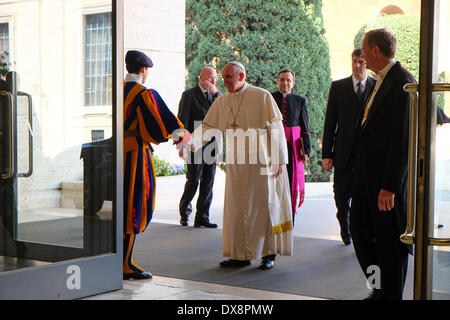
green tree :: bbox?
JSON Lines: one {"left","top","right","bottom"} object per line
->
{"left": 355, "top": 15, "right": 450, "bottom": 115}
{"left": 186, "top": 0, "right": 332, "bottom": 182}
{"left": 354, "top": 14, "right": 420, "bottom": 80}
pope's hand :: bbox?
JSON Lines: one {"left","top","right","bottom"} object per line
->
{"left": 178, "top": 149, "right": 186, "bottom": 160}
{"left": 174, "top": 130, "right": 192, "bottom": 150}
{"left": 272, "top": 164, "right": 283, "bottom": 179}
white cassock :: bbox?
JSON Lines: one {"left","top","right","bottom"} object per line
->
{"left": 192, "top": 83, "right": 293, "bottom": 260}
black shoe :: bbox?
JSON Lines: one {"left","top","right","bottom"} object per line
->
{"left": 259, "top": 259, "right": 274, "bottom": 270}
{"left": 340, "top": 231, "right": 351, "bottom": 245}
{"left": 364, "top": 289, "right": 384, "bottom": 300}
{"left": 123, "top": 271, "right": 153, "bottom": 280}
{"left": 219, "top": 259, "right": 251, "bottom": 268}
{"left": 194, "top": 220, "right": 218, "bottom": 228}
{"left": 180, "top": 218, "right": 189, "bottom": 226}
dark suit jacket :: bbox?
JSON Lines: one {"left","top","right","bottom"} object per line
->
{"left": 354, "top": 61, "right": 416, "bottom": 249}
{"left": 177, "top": 85, "right": 220, "bottom": 158}
{"left": 271, "top": 91, "right": 311, "bottom": 155}
{"left": 322, "top": 75, "right": 376, "bottom": 171}
{"left": 177, "top": 85, "right": 220, "bottom": 133}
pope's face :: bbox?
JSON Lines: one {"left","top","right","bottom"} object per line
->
{"left": 277, "top": 72, "right": 295, "bottom": 94}
{"left": 222, "top": 65, "right": 244, "bottom": 93}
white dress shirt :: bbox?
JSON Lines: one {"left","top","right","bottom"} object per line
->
{"left": 362, "top": 60, "right": 396, "bottom": 125}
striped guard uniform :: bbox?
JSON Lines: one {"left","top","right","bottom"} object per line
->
{"left": 123, "top": 80, "right": 183, "bottom": 275}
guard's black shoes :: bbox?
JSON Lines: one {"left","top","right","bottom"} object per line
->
{"left": 194, "top": 220, "right": 218, "bottom": 228}
{"left": 123, "top": 271, "right": 153, "bottom": 280}
{"left": 341, "top": 231, "right": 351, "bottom": 245}
{"left": 219, "top": 259, "right": 251, "bottom": 268}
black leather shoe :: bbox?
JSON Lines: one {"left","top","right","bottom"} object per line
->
{"left": 194, "top": 220, "right": 218, "bottom": 228}
{"left": 341, "top": 231, "right": 351, "bottom": 245}
{"left": 219, "top": 259, "right": 251, "bottom": 268}
{"left": 342, "top": 235, "right": 351, "bottom": 246}
{"left": 364, "top": 289, "right": 384, "bottom": 300}
{"left": 180, "top": 218, "right": 189, "bottom": 226}
{"left": 123, "top": 271, "right": 153, "bottom": 280}
{"left": 259, "top": 259, "right": 274, "bottom": 270}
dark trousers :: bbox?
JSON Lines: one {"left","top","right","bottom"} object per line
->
{"left": 350, "top": 176, "right": 409, "bottom": 299}
{"left": 333, "top": 169, "right": 354, "bottom": 239}
{"left": 179, "top": 150, "right": 216, "bottom": 223}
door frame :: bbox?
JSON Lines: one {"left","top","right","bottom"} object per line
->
{"left": 0, "top": 0, "right": 123, "bottom": 299}
{"left": 413, "top": 0, "right": 435, "bottom": 300}
{"left": 401, "top": 0, "right": 450, "bottom": 300}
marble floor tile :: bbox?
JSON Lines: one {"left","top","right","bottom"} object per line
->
{"left": 85, "top": 275, "right": 324, "bottom": 300}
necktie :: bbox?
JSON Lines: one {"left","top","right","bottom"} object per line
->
{"left": 206, "top": 91, "right": 213, "bottom": 105}
{"left": 356, "top": 82, "right": 363, "bottom": 100}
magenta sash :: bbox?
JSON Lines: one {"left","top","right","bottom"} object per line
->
{"left": 283, "top": 126, "right": 305, "bottom": 215}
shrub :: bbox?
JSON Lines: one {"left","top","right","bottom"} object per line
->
{"left": 152, "top": 155, "right": 187, "bottom": 177}
{"left": 355, "top": 15, "right": 448, "bottom": 121}
{"left": 186, "top": 0, "right": 332, "bottom": 182}
{"left": 354, "top": 14, "right": 420, "bottom": 80}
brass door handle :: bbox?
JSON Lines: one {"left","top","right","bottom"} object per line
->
{"left": 428, "top": 237, "right": 450, "bottom": 246}
{"left": 0, "top": 90, "right": 15, "bottom": 179}
{"left": 401, "top": 83, "right": 419, "bottom": 245}
{"left": 429, "top": 83, "right": 450, "bottom": 246}
{"left": 432, "top": 83, "right": 450, "bottom": 92}
{"left": 401, "top": 83, "right": 450, "bottom": 246}
{"left": 17, "top": 91, "right": 33, "bottom": 178}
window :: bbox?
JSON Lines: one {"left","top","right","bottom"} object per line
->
{"left": 84, "top": 12, "right": 112, "bottom": 106}
{"left": 91, "top": 129, "right": 105, "bottom": 141}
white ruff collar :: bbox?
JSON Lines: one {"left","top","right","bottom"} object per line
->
{"left": 124, "top": 73, "right": 143, "bottom": 84}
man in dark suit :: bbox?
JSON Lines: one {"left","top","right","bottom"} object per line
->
{"left": 177, "top": 66, "right": 221, "bottom": 228}
{"left": 351, "top": 28, "right": 415, "bottom": 300}
{"left": 322, "top": 49, "right": 376, "bottom": 246}
{"left": 271, "top": 69, "right": 311, "bottom": 226}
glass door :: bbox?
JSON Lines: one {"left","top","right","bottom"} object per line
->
{"left": 0, "top": 0, "right": 123, "bottom": 299}
{"left": 401, "top": 0, "right": 450, "bottom": 300}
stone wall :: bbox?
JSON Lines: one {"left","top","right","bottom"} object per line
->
{"left": 124, "top": 0, "right": 186, "bottom": 166}
{"left": 4, "top": 0, "right": 185, "bottom": 210}
{"left": 8, "top": 0, "right": 104, "bottom": 210}
{"left": 0, "top": 1, "right": 179, "bottom": 210}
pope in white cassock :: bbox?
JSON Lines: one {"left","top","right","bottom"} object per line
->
{"left": 181, "top": 61, "right": 293, "bottom": 270}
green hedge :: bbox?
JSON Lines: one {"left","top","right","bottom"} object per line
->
{"left": 355, "top": 15, "right": 450, "bottom": 112}
{"left": 152, "top": 155, "right": 187, "bottom": 177}
{"left": 354, "top": 14, "right": 420, "bottom": 81}
{"left": 186, "top": 0, "right": 332, "bottom": 182}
